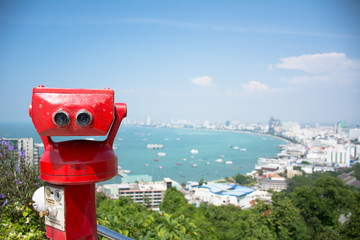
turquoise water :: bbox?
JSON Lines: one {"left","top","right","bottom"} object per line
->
{"left": 0, "top": 123, "right": 286, "bottom": 184}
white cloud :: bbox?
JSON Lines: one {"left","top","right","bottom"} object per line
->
{"left": 190, "top": 76, "right": 213, "bottom": 87}
{"left": 241, "top": 81, "right": 279, "bottom": 93}
{"left": 275, "top": 52, "right": 358, "bottom": 74}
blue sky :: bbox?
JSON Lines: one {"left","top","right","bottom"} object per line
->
{"left": 0, "top": 0, "right": 359, "bottom": 124}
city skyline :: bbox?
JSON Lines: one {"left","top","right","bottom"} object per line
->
{"left": 0, "top": 1, "right": 359, "bottom": 124}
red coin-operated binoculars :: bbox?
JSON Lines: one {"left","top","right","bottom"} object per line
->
{"left": 29, "top": 86, "right": 127, "bottom": 239}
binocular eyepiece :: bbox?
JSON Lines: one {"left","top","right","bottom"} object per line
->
{"left": 53, "top": 109, "right": 92, "bottom": 127}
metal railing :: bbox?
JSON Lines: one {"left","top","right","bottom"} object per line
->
{"left": 97, "top": 224, "right": 133, "bottom": 240}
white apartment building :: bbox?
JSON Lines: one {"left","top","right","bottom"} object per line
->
{"left": 258, "top": 176, "right": 287, "bottom": 192}
{"left": 326, "top": 147, "right": 351, "bottom": 167}
{"left": 100, "top": 178, "right": 174, "bottom": 210}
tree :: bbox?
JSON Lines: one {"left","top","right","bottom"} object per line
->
{"left": 341, "top": 191, "right": 360, "bottom": 239}
{"left": 160, "top": 187, "right": 188, "bottom": 215}
{"left": 290, "top": 175, "right": 356, "bottom": 237}
{"left": 198, "top": 178, "right": 206, "bottom": 186}
{"left": 270, "top": 193, "right": 310, "bottom": 239}
{"left": 234, "top": 173, "right": 248, "bottom": 185}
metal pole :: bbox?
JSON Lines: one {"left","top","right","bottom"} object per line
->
{"left": 97, "top": 225, "right": 133, "bottom": 240}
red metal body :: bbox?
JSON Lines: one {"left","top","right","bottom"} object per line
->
{"left": 45, "top": 184, "right": 97, "bottom": 240}
{"left": 30, "top": 86, "right": 127, "bottom": 239}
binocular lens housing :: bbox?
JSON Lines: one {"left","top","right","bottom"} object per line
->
{"left": 76, "top": 110, "right": 92, "bottom": 127}
{"left": 54, "top": 110, "right": 70, "bottom": 127}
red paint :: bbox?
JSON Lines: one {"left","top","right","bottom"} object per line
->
{"left": 46, "top": 185, "right": 97, "bottom": 240}
{"left": 30, "top": 87, "right": 127, "bottom": 240}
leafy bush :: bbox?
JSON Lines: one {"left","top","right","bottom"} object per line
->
{"left": 0, "top": 139, "right": 46, "bottom": 239}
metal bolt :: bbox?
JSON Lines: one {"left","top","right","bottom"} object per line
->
{"left": 39, "top": 210, "right": 49, "bottom": 217}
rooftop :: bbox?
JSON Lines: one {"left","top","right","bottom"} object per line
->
{"left": 199, "top": 183, "right": 255, "bottom": 197}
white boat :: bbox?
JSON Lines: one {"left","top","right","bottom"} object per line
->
{"left": 205, "top": 162, "right": 211, "bottom": 165}
{"left": 190, "top": 149, "right": 199, "bottom": 154}
{"left": 233, "top": 146, "right": 239, "bottom": 150}
{"left": 147, "top": 144, "right": 164, "bottom": 149}
{"left": 215, "top": 159, "right": 223, "bottom": 163}
{"left": 158, "top": 152, "right": 166, "bottom": 157}
{"left": 225, "top": 161, "right": 233, "bottom": 164}
{"left": 191, "top": 164, "right": 198, "bottom": 167}
{"left": 239, "top": 148, "right": 247, "bottom": 151}
{"left": 158, "top": 166, "right": 163, "bottom": 169}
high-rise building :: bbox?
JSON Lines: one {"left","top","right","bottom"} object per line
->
{"left": 225, "top": 120, "right": 231, "bottom": 127}
{"left": 268, "top": 116, "right": 281, "bottom": 134}
{"left": 145, "top": 115, "right": 152, "bottom": 126}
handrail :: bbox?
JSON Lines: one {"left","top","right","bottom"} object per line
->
{"left": 97, "top": 224, "right": 133, "bottom": 240}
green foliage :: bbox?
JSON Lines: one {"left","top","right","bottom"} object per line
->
{"left": 0, "top": 140, "right": 46, "bottom": 239}
{"left": 234, "top": 173, "right": 255, "bottom": 185}
{"left": 345, "top": 162, "right": 360, "bottom": 180}
{"left": 160, "top": 187, "right": 188, "bottom": 215}
{"left": 97, "top": 195, "right": 201, "bottom": 239}
{"left": 0, "top": 204, "right": 44, "bottom": 239}
{"left": 96, "top": 172, "right": 360, "bottom": 239}
{"left": 341, "top": 191, "right": 360, "bottom": 238}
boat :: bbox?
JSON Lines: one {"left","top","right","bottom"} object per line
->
{"left": 233, "top": 146, "right": 239, "bottom": 150}
{"left": 190, "top": 149, "right": 199, "bottom": 154}
{"left": 158, "top": 166, "right": 163, "bottom": 169}
{"left": 176, "top": 163, "right": 182, "bottom": 166}
{"left": 182, "top": 158, "right": 187, "bottom": 161}
{"left": 215, "top": 159, "right": 223, "bottom": 163}
{"left": 154, "top": 158, "right": 159, "bottom": 161}
{"left": 123, "top": 170, "right": 131, "bottom": 174}
{"left": 225, "top": 161, "right": 233, "bottom": 164}
{"left": 191, "top": 164, "right": 198, "bottom": 167}
{"left": 147, "top": 144, "right": 164, "bottom": 149}
{"left": 219, "top": 155, "right": 225, "bottom": 158}
{"left": 205, "top": 162, "right": 211, "bottom": 165}
{"left": 157, "top": 152, "right": 166, "bottom": 157}
{"left": 239, "top": 148, "right": 247, "bottom": 151}
{"left": 145, "top": 163, "right": 149, "bottom": 167}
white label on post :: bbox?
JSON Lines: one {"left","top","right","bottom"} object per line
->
{"left": 44, "top": 184, "right": 65, "bottom": 231}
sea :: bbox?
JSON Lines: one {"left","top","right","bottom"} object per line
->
{"left": 0, "top": 123, "right": 286, "bottom": 184}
